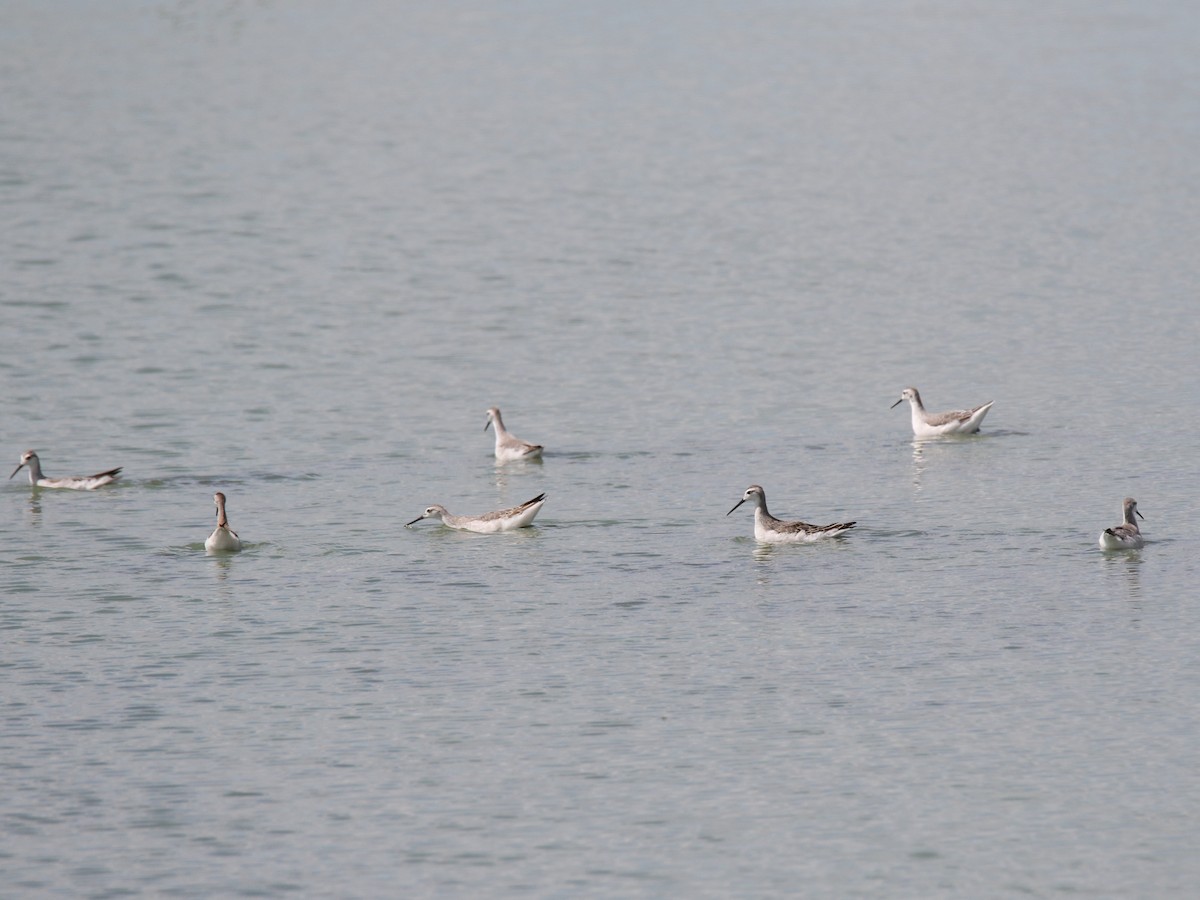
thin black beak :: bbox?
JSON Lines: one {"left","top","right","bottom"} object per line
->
{"left": 405, "top": 515, "right": 425, "bottom": 528}
{"left": 726, "top": 498, "right": 747, "bottom": 516}
{"left": 484, "top": 419, "right": 491, "bottom": 432}
{"left": 9, "top": 463, "right": 24, "bottom": 480}
{"left": 1136, "top": 509, "right": 1145, "bottom": 520}
{"left": 890, "top": 397, "right": 904, "bottom": 409}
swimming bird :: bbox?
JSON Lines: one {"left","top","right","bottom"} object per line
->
{"left": 891, "top": 386, "right": 994, "bottom": 437}
{"left": 406, "top": 492, "right": 547, "bottom": 533}
{"left": 485, "top": 407, "right": 543, "bottom": 461}
{"left": 726, "top": 485, "right": 856, "bottom": 543}
{"left": 1098, "top": 497, "right": 1144, "bottom": 550}
{"left": 9, "top": 449, "right": 121, "bottom": 490}
{"left": 205, "top": 491, "right": 243, "bottom": 552}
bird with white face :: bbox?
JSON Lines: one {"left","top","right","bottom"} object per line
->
{"left": 9, "top": 449, "right": 121, "bottom": 490}
{"left": 407, "top": 493, "right": 546, "bottom": 533}
{"left": 485, "top": 407, "right": 543, "bottom": 461}
{"left": 891, "top": 387, "right": 993, "bottom": 437}
{"left": 727, "top": 485, "right": 856, "bottom": 544}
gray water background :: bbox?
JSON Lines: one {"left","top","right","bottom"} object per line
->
{"left": 3, "top": 1, "right": 1199, "bottom": 896}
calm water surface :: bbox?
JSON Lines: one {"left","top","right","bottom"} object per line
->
{"left": 3, "top": 1, "right": 1199, "bottom": 896}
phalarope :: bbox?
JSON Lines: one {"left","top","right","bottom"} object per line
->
{"left": 1098, "top": 497, "right": 1144, "bottom": 550}
{"left": 406, "top": 492, "right": 546, "bottom": 533}
{"left": 205, "top": 491, "right": 243, "bottom": 552}
{"left": 726, "top": 485, "right": 856, "bottom": 543}
{"left": 485, "top": 407, "right": 543, "bottom": 461}
{"left": 9, "top": 449, "right": 121, "bottom": 490}
{"left": 891, "top": 387, "right": 994, "bottom": 437}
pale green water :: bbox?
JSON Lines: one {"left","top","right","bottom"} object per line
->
{"left": 3, "top": 1, "right": 1200, "bottom": 896}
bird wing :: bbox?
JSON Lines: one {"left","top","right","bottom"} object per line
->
{"left": 480, "top": 493, "right": 546, "bottom": 520}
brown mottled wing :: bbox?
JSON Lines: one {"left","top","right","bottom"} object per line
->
{"left": 923, "top": 407, "right": 979, "bottom": 427}
{"left": 479, "top": 492, "right": 546, "bottom": 521}
{"left": 775, "top": 518, "right": 856, "bottom": 535}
